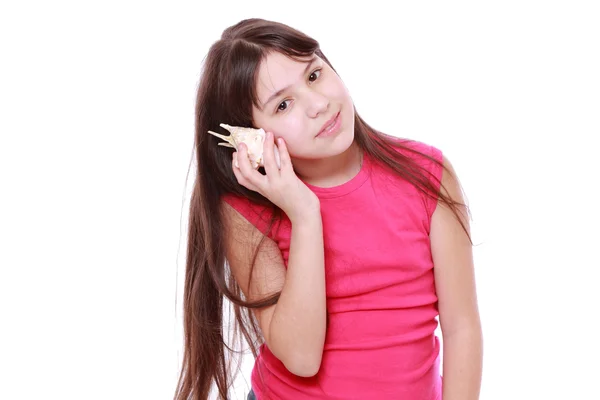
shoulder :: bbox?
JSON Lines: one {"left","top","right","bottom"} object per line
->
{"left": 379, "top": 135, "right": 445, "bottom": 190}
{"left": 386, "top": 136, "right": 444, "bottom": 167}
{"left": 374, "top": 134, "right": 449, "bottom": 223}
{"left": 221, "top": 193, "right": 281, "bottom": 238}
{"left": 429, "top": 154, "right": 479, "bottom": 336}
{"left": 436, "top": 153, "right": 466, "bottom": 215}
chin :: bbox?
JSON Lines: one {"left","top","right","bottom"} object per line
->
{"left": 342, "top": 113, "right": 356, "bottom": 144}
{"left": 333, "top": 125, "right": 356, "bottom": 156}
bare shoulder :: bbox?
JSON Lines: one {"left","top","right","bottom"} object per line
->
{"left": 436, "top": 155, "right": 467, "bottom": 216}
{"left": 430, "top": 154, "right": 471, "bottom": 256}
{"left": 430, "top": 155, "right": 481, "bottom": 335}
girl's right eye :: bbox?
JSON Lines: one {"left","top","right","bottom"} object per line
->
{"left": 276, "top": 99, "right": 291, "bottom": 113}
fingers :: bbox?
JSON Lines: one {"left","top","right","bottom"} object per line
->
{"left": 262, "top": 131, "right": 280, "bottom": 176}
{"left": 233, "top": 151, "right": 239, "bottom": 169}
{"left": 232, "top": 151, "right": 258, "bottom": 192}
{"left": 276, "top": 137, "right": 292, "bottom": 170}
{"left": 231, "top": 136, "right": 291, "bottom": 196}
{"left": 234, "top": 144, "right": 266, "bottom": 191}
{"left": 273, "top": 145, "right": 281, "bottom": 169}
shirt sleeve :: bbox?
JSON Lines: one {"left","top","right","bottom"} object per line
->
{"left": 392, "top": 138, "right": 445, "bottom": 233}
{"left": 222, "top": 193, "right": 281, "bottom": 238}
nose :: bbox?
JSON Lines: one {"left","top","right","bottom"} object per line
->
{"left": 304, "top": 90, "right": 329, "bottom": 118}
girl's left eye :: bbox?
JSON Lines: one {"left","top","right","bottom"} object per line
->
{"left": 276, "top": 99, "right": 291, "bottom": 113}
{"left": 308, "top": 69, "right": 322, "bottom": 82}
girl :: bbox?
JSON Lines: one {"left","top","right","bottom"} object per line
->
{"left": 175, "top": 18, "right": 483, "bottom": 400}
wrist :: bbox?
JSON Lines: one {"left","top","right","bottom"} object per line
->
{"left": 288, "top": 204, "right": 321, "bottom": 225}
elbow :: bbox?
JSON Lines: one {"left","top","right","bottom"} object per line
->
{"left": 283, "top": 353, "right": 322, "bottom": 377}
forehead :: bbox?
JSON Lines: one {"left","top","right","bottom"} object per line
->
{"left": 255, "top": 52, "right": 316, "bottom": 98}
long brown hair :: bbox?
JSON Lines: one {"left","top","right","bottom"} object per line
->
{"left": 174, "top": 18, "right": 471, "bottom": 400}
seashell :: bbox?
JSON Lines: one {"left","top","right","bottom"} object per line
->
{"left": 208, "top": 124, "right": 281, "bottom": 169}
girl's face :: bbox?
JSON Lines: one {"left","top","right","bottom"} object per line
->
{"left": 251, "top": 52, "right": 355, "bottom": 162}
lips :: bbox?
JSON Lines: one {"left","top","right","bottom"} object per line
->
{"left": 318, "top": 112, "right": 340, "bottom": 135}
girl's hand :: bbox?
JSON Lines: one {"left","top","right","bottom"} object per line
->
{"left": 232, "top": 131, "right": 320, "bottom": 222}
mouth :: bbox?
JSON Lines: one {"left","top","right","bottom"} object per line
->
{"left": 317, "top": 111, "right": 341, "bottom": 137}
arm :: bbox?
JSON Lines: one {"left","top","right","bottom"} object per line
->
{"left": 223, "top": 203, "right": 326, "bottom": 377}
{"left": 430, "top": 155, "right": 483, "bottom": 400}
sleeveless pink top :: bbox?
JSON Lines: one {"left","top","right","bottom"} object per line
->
{"left": 225, "top": 139, "right": 444, "bottom": 399}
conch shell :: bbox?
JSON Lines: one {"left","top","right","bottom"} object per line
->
{"left": 208, "top": 124, "right": 281, "bottom": 169}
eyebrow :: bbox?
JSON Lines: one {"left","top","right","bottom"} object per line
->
{"left": 259, "top": 56, "right": 318, "bottom": 111}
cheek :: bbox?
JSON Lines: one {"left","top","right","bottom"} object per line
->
{"left": 271, "top": 114, "right": 305, "bottom": 143}
{"left": 324, "top": 73, "right": 349, "bottom": 98}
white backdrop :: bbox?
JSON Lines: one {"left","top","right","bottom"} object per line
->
{"left": 1, "top": 1, "right": 598, "bottom": 399}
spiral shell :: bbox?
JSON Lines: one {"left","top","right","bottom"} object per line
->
{"left": 208, "top": 124, "right": 281, "bottom": 169}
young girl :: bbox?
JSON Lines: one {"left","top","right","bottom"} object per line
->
{"left": 175, "top": 18, "right": 483, "bottom": 400}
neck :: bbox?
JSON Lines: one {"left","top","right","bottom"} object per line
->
{"left": 294, "top": 142, "right": 362, "bottom": 188}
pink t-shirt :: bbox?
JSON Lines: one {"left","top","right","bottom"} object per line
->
{"left": 225, "top": 139, "right": 444, "bottom": 399}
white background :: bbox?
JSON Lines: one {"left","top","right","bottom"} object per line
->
{"left": 1, "top": 1, "right": 598, "bottom": 399}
